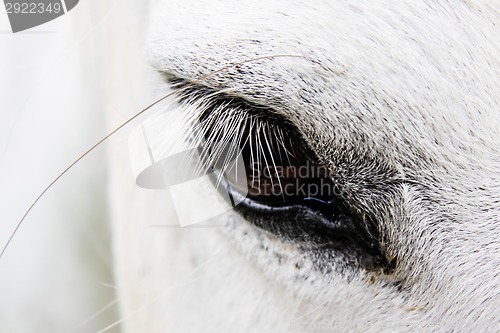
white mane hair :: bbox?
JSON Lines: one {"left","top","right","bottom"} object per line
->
{"left": 98, "top": 0, "right": 499, "bottom": 332}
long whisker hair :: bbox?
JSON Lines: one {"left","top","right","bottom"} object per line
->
{"left": 0, "top": 54, "right": 304, "bottom": 259}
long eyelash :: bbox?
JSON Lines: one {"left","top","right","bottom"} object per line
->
{"left": 160, "top": 90, "right": 292, "bottom": 194}
{"left": 263, "top": 123, "right": 281, "bottom": 183}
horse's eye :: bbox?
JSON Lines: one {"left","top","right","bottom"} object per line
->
{"left": 197, "top": 102, "right": 338, "bottom": 208}
{"left": 220, "top": 119, "right": 337, "bottom": 206}
{"left": 173, "top": 82, "right": 390, "bottom": 273}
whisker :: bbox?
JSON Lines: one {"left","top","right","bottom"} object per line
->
{"left": 0, "top": 53, "right": 304, "bottom": 259}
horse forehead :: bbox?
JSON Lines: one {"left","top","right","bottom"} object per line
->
{"left": 148, "top": 0, "right": 497, "bottom": 115}
{"left": 147, "top": 0, "right": 497, "bottom": 74}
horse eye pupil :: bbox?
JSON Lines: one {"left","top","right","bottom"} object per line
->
{"left": 216, "top": 119, "right": 336, "bottom": 206}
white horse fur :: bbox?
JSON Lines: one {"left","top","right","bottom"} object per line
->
{"left": 102, "top": 0, "right": 499, "bottom": 332}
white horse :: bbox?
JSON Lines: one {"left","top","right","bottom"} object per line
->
{"left": 1, "top": 0, "right": 498, "bottom": 332}
{"left": 104, "top": 0, "right": 499, "bottom": 332}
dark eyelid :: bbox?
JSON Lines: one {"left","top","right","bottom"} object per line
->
{"left": 165, "top": 74, "right": 291, "bottom": 125}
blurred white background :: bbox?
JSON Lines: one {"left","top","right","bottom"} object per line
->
{"left": 0, "top": 2, "right": 127, "bottom": 332}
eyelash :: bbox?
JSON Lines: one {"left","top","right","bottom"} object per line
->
{"left": 169, "top": 83, "right": 307, "bottom": 197}
{"left": 182, "top": 92, "right": 334, "bottom": 205}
